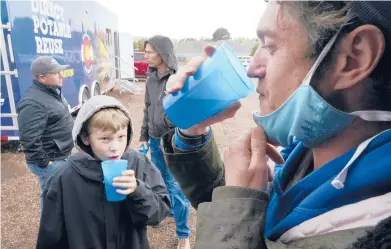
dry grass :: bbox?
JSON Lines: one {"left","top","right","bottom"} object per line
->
{"left": 1, "top": 173, "right": 41, "bottom": 248}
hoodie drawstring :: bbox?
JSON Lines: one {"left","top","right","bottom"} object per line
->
{"left": 331, "top": 129, "right": 391, "bottom": 189}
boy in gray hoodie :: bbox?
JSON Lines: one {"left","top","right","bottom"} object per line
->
{"left": 36, "top": 95, "right": 171, "bottom": 249}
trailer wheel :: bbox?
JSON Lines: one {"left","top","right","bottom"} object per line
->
{"left": 93, "top": 83, "right": 100, "bottom": 96}
{"left": 1, "top": 141, "right": 23, "bottom": 153}
{"left": 82, "top": 88, "right": 90, "bottom": 104}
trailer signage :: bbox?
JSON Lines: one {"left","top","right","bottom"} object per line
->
{"left": 31, "top": 0, "right": 71, "bottom": 55}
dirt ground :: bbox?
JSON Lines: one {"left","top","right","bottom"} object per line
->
{"left": 1, "top": 80, "right": 259, "bottom": 249}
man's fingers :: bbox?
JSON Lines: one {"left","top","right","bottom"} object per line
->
{"left": 250, "top": 126, "right": 268, "bottom": 156}
{"left": 248, "top": 125, "right": 284, "bottom": 164}
{"left": 184, "top": 56, "right": 205, "bottom": 75}
{"left": 166, "top": 56, "right": 205, "bottom": 93}
{"left": 247, "top": 126, "right": 269, "bottom": 183}
{"left": 198, "top": 101, "right": 242, "bottom": 128}
{"left": 268, "top": 166, "right": 274, "bottom": 182}
{"left": 166, "top": 45, "right": 215, "bottom": 94}
{"left": 248, "top": 126, "right": 268, "bottom": 170}
{"left": 181, "top": 102, "right": 240, "bottom": 136}
{"left": 166, "top": 74, "right": 185, "bottom": 93}
{"left": 203, "top": 45, "right": 216, "bottom": 57}
{"left": 248, "top": 159, "right": 269, "bottom": 190}
{"left": 266, "top": 144, "right": 285, "bottom": 164}
{"left": 224, "top": 127, "right": 253, "bottom": 164}
{"left": 236, "top": 128, "right": 253, "bottom": 148}
{"left": 248, "top": 126, "right": 284, "bottom": 171}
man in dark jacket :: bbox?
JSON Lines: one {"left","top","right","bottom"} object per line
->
{"left": 140, "top": 35, "right": 191, "bottom": 249}
{"left": 36, "top": 95, "right": 171, "bottom": 249}
{"left": 17, "top": 56, "right": 74, "bottom": 209}
{"left": 161, "top": 1, "right": 391, "bottom": 249}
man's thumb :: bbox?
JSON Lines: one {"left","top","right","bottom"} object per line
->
{"left": 250, "top": 126, "right": 268, "bottom": 157}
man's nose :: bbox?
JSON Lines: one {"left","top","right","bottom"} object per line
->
{"left": 247, "top": 62, "right": 266, "bottom": 79}
{"left": 247, "top": 54, "right": 266, "bottom": 79}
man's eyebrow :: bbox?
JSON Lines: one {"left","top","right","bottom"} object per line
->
{"left": 256, "top": 28, "right": 277, "bottom": 39}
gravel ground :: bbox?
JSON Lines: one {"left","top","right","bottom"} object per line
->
{"left": 1, "top": 79, "right": 259, "bottom": 249}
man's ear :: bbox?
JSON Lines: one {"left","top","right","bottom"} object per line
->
{"left": 37, "top": 75, "right": 46, "bottom": 83}
{"left": 332, "top": 24, "right": 385, "bottom": 90}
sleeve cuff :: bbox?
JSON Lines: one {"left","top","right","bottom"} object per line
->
{"left": 38, "top": 154, "right": 50, "bottom": 168}
{"left": 212, "top": 186, "right": 269, "bottom": 202}
{"left": 174, "top": 127, "right": 212, "bottom": 150}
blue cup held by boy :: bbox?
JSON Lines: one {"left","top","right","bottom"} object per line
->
{"left": 163, "top": 43, "right": 256, "bottom": 129}
{"left": 101, "top": 159, "right": 128, "bottom": 202}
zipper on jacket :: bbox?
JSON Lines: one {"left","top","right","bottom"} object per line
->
{"left": 152, "top": 78, "right": 167, "bottom": 138}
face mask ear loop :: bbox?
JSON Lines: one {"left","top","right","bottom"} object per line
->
{"left": 302, "top": 28, "right": 343, "bottom": 87}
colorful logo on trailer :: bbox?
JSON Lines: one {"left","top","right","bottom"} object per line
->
{"left": 81, "top": 34, "right": 94, "bottom": 76}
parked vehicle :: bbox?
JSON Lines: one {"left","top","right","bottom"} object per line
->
{"left": 238, "top": 56, "right": 253, "bottom": 69}
{"left": 134, "top": 52, "right": 148, "bottom": 77}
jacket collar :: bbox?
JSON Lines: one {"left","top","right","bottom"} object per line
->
{"left": 33, "top": 80, "right": 60, "bottom": 95}
{"left": 147, "top": 68, "right": 175, "bottom": 81}
{"left": 69, "top": 150, "right": 136, "bottom": 183}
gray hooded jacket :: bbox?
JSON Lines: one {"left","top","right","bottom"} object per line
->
{"left": 36, "top": 95, "right": 170, "bottom": 249}
{"left": 140, "top": 35, "right": 178, "bottom": 141}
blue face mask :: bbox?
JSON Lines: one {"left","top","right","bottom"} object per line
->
{"left": 253, "top": 30, "right": 391, "bottom": 148}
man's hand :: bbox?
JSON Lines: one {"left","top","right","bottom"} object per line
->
{"left": 112, "top": 170, "right": 138, "bottom": 195}
{"left": 224, "top": 126, "right": 285, "bottom": 190}
{"left": 165, "top": 45, "right": 215, "bottom": 94}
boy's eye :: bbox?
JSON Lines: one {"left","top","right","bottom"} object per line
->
{"left": 100, "top": 137, "right": 109, "bottom": 141}
{"left": 119, "top": 135, "right": 126, "bottom": 139}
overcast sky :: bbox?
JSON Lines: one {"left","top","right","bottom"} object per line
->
{"left": 96, "top": 0, "right": 267, "bottom": 39}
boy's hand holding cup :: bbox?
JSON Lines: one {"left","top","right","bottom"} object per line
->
{"left": 112, "top": 170, "right": 138, "bottom": 195}
{"left": 101, "top": 159, "right": 136, "bottom": 202}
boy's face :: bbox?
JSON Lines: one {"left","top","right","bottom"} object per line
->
{"left": 84, "top": 127, "right": 128, "bottom": 161}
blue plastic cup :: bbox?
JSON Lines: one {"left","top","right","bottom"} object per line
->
{"left": 163, "top": 43, "right": 256, "bottom": 129}
{"left": 101, "top": 159, "right": 128, "bottom": 202}
{"left": 139, "top": 143, "right": 149, "bottom": 155}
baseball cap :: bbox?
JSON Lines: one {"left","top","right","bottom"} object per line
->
{"left": 30, "top": 56, "right": 70, "bottom": 77}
